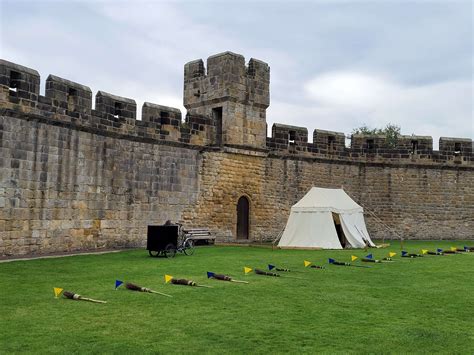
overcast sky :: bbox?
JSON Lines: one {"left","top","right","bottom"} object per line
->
{"left": 1, "top": 0, "right": 472, "bottom": 148}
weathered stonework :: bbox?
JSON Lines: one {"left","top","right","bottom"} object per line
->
{"left": 184, "top": 52, "right": 270, "bottom": 148}
{"left": 0, "top": 54, "right": 473, "bottom": 256}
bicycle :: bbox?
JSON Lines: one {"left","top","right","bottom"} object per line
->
{"left": 147, "top": 222, "right": 195, "bottom": 258}
{"left": 162, "top": 223, "right": 195, "bottom": 258}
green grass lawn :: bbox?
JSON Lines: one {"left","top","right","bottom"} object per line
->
{"left": 1, "top": 241, "right": 473, "bottom": 354}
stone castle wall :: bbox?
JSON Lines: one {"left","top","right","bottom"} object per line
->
{"left": 184, "top": 150, "right": 473, "bottom": 242}
{"left": 0, "top": 54, "right": 473, "bottom": 256}
{"left": 0, "top": 114, "right": 201, "bottom": 255}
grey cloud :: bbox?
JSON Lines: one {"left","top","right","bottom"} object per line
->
{"left": 1, "top": 0, "right": 471, "bottom": 142}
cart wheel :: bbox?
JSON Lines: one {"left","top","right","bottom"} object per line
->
{"left": 148, "top": 250, "right": 160, "bottom": 257}
{"left": 164, "top": 244, "right": 177, "bottom": 258}
{"left": 183, "top": 239, "right": 195, "bottom": 256}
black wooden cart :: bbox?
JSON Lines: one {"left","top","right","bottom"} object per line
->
{"left": 147, "top": 225, "right": 195, "bottom": 258}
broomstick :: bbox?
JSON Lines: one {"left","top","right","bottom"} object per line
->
{"left": 255, "top": 269, "right": 280, "bottom": 277}
{"left": 361, "top": 258, "right": 383, "bottom": 263}
{"left": 401, "top": 252, "right": 421, "bottom": 258}
{"left": 426, "top": 251, "right": 444, "bottom": 255}
{"left": 210, "top": 273, "right": 248, "bottom": 284}
{"left": 268, "top": 264, "right": 303, "bottom": 273}
{"left": 125, "top": 282, "right": 172, "bottom": 297}
{"left": 63, "top": 291, "right": 107, "bottom": 304}
{"left": 328, "top": 260, "right": 371, "bottom": 268}
{"left": 171, "top": 278, "right": 213, "bottom": 288}
{"left": 255, "top": 269, "right": 306, "bottom": 280}
{"left": 310, "top": 265, "right": 326, "bottom": 269}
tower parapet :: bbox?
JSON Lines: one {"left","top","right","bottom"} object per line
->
{"left": 183, "top": 51, "right": 270, "bottom": 148}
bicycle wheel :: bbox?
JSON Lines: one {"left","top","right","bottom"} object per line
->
{"left": 148, "top": 250, "right": 160, "bottom": 257}
{"left": 183, "top": 239, "right": 195, "bottom": 256}
{"left": 164, "top": 243, "right": 177, "bottom": 258}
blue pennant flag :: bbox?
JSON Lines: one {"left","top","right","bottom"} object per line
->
{"left": 268, "top": 264, "right": 275, "bottom": 271}
{"left": 115, "top": 280, "right": 123, "bottom": 290}
{"left": 207, "top": 272, "right": 215, "bottom": 279}
{"left": 328, "top": 258, "right": 335, "bottom": 264}
{"left": 464, "top": 246, "right": 469, "bottom": 251}
{"left": 401, "top": 251, "right": 408, "bottom": 256}
{"left": 366, "top": 253, "right": 373, "bottom": 259}
{"left": 437, "top": 248, "right": 443, "bottom": 253}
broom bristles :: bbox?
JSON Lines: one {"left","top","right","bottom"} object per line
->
{"left": 171, "top": 278, "right": 196, "bottom": 286}
{"left": 63, "top": 291, "right": 78, "bottom": 300}
{"left": 125, "top": 282, "right": 145, "bottom": 292}
{"left": 213, "top": 274, "right": 232, "bottom": 281}
{"left": 255, "top": 269, "right": 280, "bottom": 277}
{"left": 63, "top": 291, "right": 106, "bottom": 303}
{"left": 126, "top": 282, "right": 171, "bottom": 297}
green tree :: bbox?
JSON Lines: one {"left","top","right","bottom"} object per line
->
{"left": 351, "top": 123, "right": 401, "bottom": 148}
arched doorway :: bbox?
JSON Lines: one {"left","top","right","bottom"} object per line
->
{"left": 236, "top": 196, "right": 249, "bottom": 240}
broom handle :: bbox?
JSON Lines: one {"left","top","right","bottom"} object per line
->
{"left": 230, "top": 279, "right": 249, "bottom": 284}
{"left": 148, "top": 290, "right": 173, "bottom": 298}
{"left": 195, "top": 285, "right": 213, "bottom": 288}
{"left": 80, "top": 297, "right": 107, "bottom": 304}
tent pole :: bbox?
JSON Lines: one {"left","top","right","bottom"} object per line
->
{"left": 362, "top": 206, "right": 404, "bottom": 249}
{"left": 271, "top": 228, "right": 285, "bottom": 251}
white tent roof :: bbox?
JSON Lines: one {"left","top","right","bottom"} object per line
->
{"left": 292, "top": 187, "right": 363, "bottom": 214}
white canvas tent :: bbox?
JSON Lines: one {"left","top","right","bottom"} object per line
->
{"left": 278, "top": 187, "right": 375, "bottom": 249}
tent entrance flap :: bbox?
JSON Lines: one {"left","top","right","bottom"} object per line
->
{"left": 339, "top": 213, "right": 376, "bottom": 247}
{"left": 332, "top": 213, "right": 347, "bottom": 248}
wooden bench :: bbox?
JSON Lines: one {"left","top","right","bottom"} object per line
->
{"left": 183, "top": 228, "right": 215, "bottom": 245}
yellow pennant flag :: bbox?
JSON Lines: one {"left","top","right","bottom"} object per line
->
{"left": 53, "top": 287, "right": 63, "bottom": 298}
{"left": 164, "top": 275, "right": 173, "bottom": 283}
{"left": 421, "top": 249, "right": 428, "bottom": 255}
{"left": 304, "top": 260, "right": 312, "bottom": 267}
{"left": 450, "top": 247, "right": 457, "bottom": 252}
{"left": 389, "top": 252, "right": 397, "bottom": 257}
{"left": 351, "top": 255, "right": 358, "bottom": 262}
{"left": 244, "top": 267, "right": 252, "bottom": 274}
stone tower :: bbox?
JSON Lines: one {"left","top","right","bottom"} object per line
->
{"left": 183, "top": 52, "right": 270, "bottom": 148}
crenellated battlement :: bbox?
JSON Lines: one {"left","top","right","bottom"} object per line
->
{"left": 0, "top": 59, "right": 218, "bottom": 147}
{"left": 0, "top": 56, "right": 472, "bottom": 166}
{"left": 267, "top": 123, "right": 472, "bottom": 165}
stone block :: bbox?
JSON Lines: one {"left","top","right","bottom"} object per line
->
{"left": 95, "top": 91, "right": 136, "bottom": 120}
{"left": 46, "top": 75, "right": 92, "bottom": 115}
